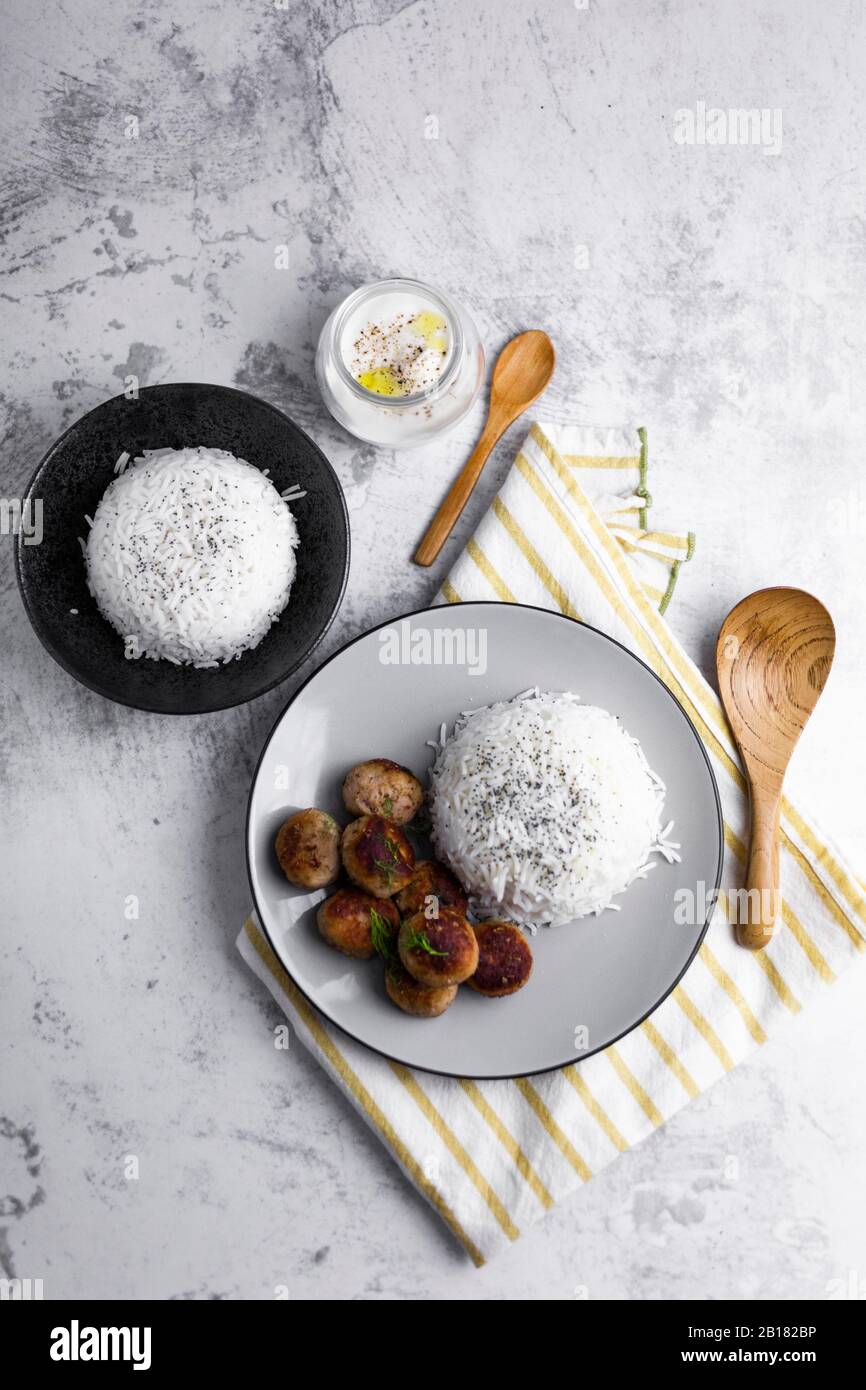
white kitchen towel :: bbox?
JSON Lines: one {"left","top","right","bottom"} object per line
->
{"left": 238, "top": 421, "right": 866, "bottom": 1266}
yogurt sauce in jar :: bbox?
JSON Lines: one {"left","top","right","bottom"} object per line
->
{"left": 316, "top": 278, "right": 484, "bottom": 447}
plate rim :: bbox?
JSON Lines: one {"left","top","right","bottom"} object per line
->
{"left": 14, "top": 382, "right": 351, "bottom": 715}
{"left": 245, "top": 599, "right": 725, "bottom": 1080}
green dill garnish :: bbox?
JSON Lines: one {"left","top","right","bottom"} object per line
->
{"left": 370, "top": 907, "right": 396, "bottom": 962}
{"left": 382, "top": 795, "right": 394, "bottom": 816}
{"left": 403, "top": 929, "right": 447, "bottom": 957}
{"left": 373, "top": 859, "right": 395, "bottom": 889}
{"left": 373, "top": 835, "right": 401, "bottom": 888}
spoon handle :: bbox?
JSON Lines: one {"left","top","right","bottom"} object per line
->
{"left": 413, "top": 420, "right": 504, "bottom": 567}
{"left": 738, "top": 790, "right": 781, "bottom": 949}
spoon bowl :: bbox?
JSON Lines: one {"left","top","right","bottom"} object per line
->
{"left": 716, "top": 587, "right": 835, "bottom": 948}
{"left": 488, "top": 328, "right": 556, "bottom": 412}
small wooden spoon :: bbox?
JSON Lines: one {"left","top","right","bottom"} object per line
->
{"left": 716, "top": 587, "right": 835, "bottom": 949}
{"left": 414, "top": 329, "right": 555, "bottom": 566}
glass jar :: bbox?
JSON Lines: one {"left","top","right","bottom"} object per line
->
{"left": 315, "top": 277, "right": 485, "bottom": 448}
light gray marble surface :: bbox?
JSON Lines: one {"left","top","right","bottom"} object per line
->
{"left": 2, "top": 0, "right": 866, "bottom": 1300}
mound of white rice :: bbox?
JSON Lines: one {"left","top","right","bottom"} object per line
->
{"left": 84, "top": 447, "right": 299, "bottom": 667}
{"left": 428, "top": 689, "right": 680, "bottom": 928}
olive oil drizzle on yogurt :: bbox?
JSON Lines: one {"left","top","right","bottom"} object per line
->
{"left": 351, "top": 310, "right": 449, "bottom": 397}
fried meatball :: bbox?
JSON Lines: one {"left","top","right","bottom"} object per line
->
{"left": 316, "top": 890, "right": 399, "bottom": 960}
{"left": 275, "top": 809, "right": 341, "bottom": 889}
{"left": 342, "top": 759, "right": 424, "bottom": 824}
{"left": 395, "top": 859, "right": 468, "bottom": 919}
{"left": 398, "top": 907, "right": 479, "bottom": 987}
{"left": 469, "top": 921, "right": 534, "bottom": 998}
{"left": 341, "top": 815, "right": 415, "bottom": 898}
{"left": 384, "top": 963, "right": 458, "bottom": 1018}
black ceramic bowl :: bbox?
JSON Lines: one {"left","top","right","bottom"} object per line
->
{"left": 16, "top": 384, "right": 350, "bottom": 714}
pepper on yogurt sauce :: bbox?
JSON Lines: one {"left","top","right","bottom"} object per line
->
{"left": 350, "top": 309, "right": 449, "bottom": 397}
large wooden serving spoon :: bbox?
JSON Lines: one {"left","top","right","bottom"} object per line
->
{"left": 414, "top": 329, "right": 555, "bottom": 566}
{"left": 716, "top": 587, "right": 835, "bottom": 950}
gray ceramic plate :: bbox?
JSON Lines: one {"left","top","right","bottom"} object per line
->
{"left": 246, "top": 602, "right": 723, "bottom": 1079}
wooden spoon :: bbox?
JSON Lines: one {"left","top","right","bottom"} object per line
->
{"left": 414, "top": 329, "right": 555, "bottom": 566}
{"left": 716, "top": 587, "right": 835, "bottom": 950}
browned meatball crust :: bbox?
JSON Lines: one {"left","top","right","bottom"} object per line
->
{"left": 342, "top": 758, "right": 424, "bottom": 824}
{"left": 398, "top": 907, "right": 479, "bottom": 987}
{"left": 468, "top": 921, "right": 534, "bottom": 997}
{"left": 316, "top": 890, "right": 399, "bottom": 960}
{"left": 395, "top": 859, "right": 468, "bottom": 919}
{"left": 384, "top": 963, "right": 458, "bottom": 1018}
{"left": 341, "top": 816, "right": 415, "bottom": 898}
{"left": 275, "top": 809, "right": 341, "bottom": 889}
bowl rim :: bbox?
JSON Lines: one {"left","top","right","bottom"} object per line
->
{"left": 14, "top": 382, "right": 351, "bottom": 715}
{"left": 245, "top": 599, "right": 725, "bottom": 1080}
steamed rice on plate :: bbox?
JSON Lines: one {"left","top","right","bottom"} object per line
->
{"left": 84, "top": 447, "right": 300, "bottom": 668}
{"left": 428, "top": 689, "right": 681, "bottom": 929}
